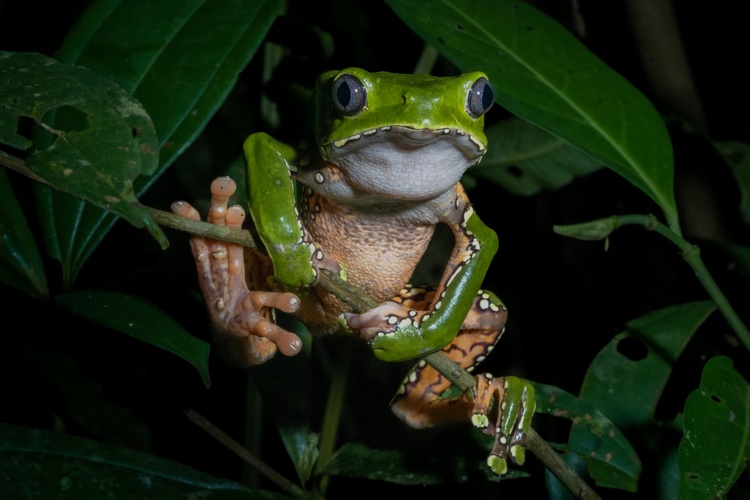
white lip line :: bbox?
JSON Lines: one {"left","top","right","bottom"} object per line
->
{"left": 331, "top": 125, "right": 486, "bottom": 152}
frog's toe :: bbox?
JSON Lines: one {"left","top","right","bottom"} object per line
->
{"left": 471, "top": 374, "right": 535, "bottom": 474}
{"left": 170, "top": 200, "right": 201, "bottom": 220}
{"left": 343, "top": 301, "right": 407, "bottom": 341}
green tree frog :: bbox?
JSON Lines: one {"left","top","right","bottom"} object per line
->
{"left": 172, "top": 68, "right": 536, "bottom": 475}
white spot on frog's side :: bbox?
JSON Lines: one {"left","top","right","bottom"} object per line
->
{"left": 408, "top": 370, "right": 418, "bottom": 383}
{"left": 479, "top": 299, "right": 490, "bottom": 310}
{"left": 499, "top": 435, "right": 507, "bottom": 445}
{"left": 363, "top": 129, "right": 377, "bottom": 136}
{"left": 398, "top": 318, "right": 413, "bottom": 329}
{"left": 408, "top": 310, "right": 417, "bottom": 317}
{"left": 315, "top": 249, "right": 323, "bottom": 260}
{"left": 417, "top": 359, "right": 427, "bottom": 368}
{"left": 387, "top": 316, "right": 398, "bottom": 325}
{"left": 314, "top": 172, "right": 325, "bottom": 184}
{"left": 288, "top": 162, "right": 299, "bottom": 172}
{"left": 211, "top": 250, "right": 227, "bottom": 260}
{"left": 461, "top": 206, "right": 475, "bottom": 228}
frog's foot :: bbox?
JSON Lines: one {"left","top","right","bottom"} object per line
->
{"left": 171, "top": 176, "right": 303, "bottom": 367}
{"left": 470, "top": 374, "right": 536, "bottom": 475}
{"left": 342, "top": 300, "right": 418, "bottom": 342}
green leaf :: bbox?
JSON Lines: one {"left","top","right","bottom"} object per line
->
{"left": 0, "top": 423, "right": 287, "bottom": 499}
{"left": 0, "top": 51, "right": 165, "bottom": 247}
{"left": 714, "top": 140, "right": 750, "bottom": 224}
{"left": 387, "top": 0, "right": 678, "bottom": 229}
{"left": 470, "top": 117, "right": 602, "bottom": 196}
{"left": 55, "top": 290, "right": 211, "bottom": 387}
{"left": 533, "top": 382, "right": 642, "bottom": 493}
{"left": 0, "top": 168, "right": 49, "bottom": 298}
{"left": 678, "top": 356, "right": 750, "bottom": 499}
{"left": 577, "top": 301, "right": 716, "bottom": 430}
{"left": 38, "top": 0, "right": 283, "bottom": 286}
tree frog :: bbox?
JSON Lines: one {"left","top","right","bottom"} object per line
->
{"left": 171, "top": 68, "right": 536, "bottom": 475}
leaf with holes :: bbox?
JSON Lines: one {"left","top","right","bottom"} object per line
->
{"left": 533, "top": 382, "right": 641, "bottom": 492}
{"left": 577, "top": 301, "right": 716, "bottom": 429}
{"left": 0, "top": 51, "right": 164, "bottom": 248}
{"left": 678, "top": 356, "right": 750, "bottom": 499}
{"left": 569, "top": 301, "right": 715, "bottom": 490}
{"left": 35, "top": 0, "right": 282, "bottom": 286}
{"left": 387, "top": 0, "right": 678, "bottom": 230}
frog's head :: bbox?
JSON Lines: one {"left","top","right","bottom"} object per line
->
{"left": 311, "top": 68, "right": 493, "bottom": 201}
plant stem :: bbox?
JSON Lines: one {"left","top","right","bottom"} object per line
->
{"left": 314, "top": 341, "right": 351, "bottom": 496}
{"left": 555, "top": 214, "right": 750, "bottom": 352}
{"left": 183, "top": 408, "right": 307, "bottom": 498}
{"left": 318, "top": 269, "right": 601, "bottom": 500}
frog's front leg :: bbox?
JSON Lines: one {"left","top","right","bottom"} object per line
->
{"left": 171, "top": 177, "right": 303, "bottom": 367}
{"left": 345, "top": 187, "right": 499, "bottom": 362}
{"left": 389, "top": 287, "right": 536, "bottom": 475}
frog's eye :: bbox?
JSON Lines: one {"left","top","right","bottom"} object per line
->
{"left": 466, "top": 77, "right": 494, "bottom": 118}
{"left": 332, "top": 74, "right": 367, "bottom": 116}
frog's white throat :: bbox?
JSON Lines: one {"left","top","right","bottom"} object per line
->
{"left": 321, "top": 126, "right": 486, "bottom": 201}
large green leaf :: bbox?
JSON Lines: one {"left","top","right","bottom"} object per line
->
{"left": 0, "top": 168, "right": 48, "bottom": 299}
{"left": 577, "top": 301, "right": 716, "bottom": 429}
{"left": 678, "top": 356, "right": 750, "bottom": 499}
{"left": 387, "top": 0, "right": 678, "bottom": 230}
{"left": 37, "top": 0, "right": 283, "bottom": 286}
{"left": 0, "top": 51, "right": 164, "bottom": 248}
{"left": 55, "top": 290, "right": 211, "bottom": 387}
{"left": 0, "top": 423, "right": 287, "bottom": 499}
{"left": 470, "top": 117, "right": 602, "bottom": 196}
{"left": 533, "top": 382, "right": 641, "bottom": 493}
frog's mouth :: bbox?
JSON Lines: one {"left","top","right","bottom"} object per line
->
{"left": 319, "top": 125, "right": 487, "bottom": 201}
{"left": 323, "top": 125, "right": 485, "bottom": 160}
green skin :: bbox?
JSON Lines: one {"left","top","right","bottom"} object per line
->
{"left": 238, "top": 68, "right": 534, "bottom": 474}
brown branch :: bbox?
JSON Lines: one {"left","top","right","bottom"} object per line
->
{"left": 0, "top": 154, "right": 599, "bottom": 498}
{"left": 317, "top": 269, "right": 600, "bottom": 499}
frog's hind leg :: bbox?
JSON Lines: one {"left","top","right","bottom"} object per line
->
{"left": 390, "top": 287, "right": 535, "bottom": 475}
{"left": 389, "top": 286, "right": 507, "bottom": 427}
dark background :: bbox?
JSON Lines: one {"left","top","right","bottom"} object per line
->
{"left": 1, "top": 0, "right": 748, "bottom": 497}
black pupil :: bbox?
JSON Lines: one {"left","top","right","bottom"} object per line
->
{"left": 337, "top": 81, "right": 352, "bottom": 107}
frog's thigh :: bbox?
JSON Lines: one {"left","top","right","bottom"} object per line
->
{"left": 390, "top": 288, "right": 507, "bottom": 428}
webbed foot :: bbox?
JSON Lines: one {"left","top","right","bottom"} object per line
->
{"left": 470, "top": 374, "right": 536, "bottom": 475}
{"left": 171, "top": 176, "right": 303, "bottom": 366}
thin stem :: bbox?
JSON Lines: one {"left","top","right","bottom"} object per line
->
{"left": 183, "top": 408, "right": 307, "bottom": 498}
{"left": 1, "top": 154, "right": 597, "bottom": 498}
{"left": 314, "top": 341, "right": 351, "bottom": 496}
{"left": 555, "top": 214, "right": 750, "bottom": 352}
{"left": 319, "top": 269, "right": 600, "bottom": 500}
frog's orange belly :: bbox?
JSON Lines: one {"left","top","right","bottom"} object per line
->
{"left": 298, "top": 212, "right": 435, "bottom": 334}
